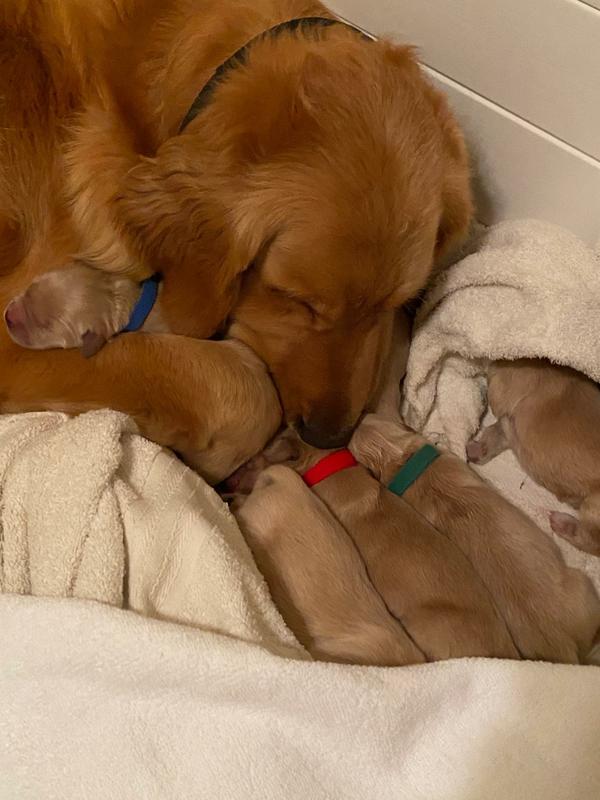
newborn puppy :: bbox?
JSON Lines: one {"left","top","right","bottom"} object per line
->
{"left": 4, "top": 265, "right": 153, "bottom": 356}
{"left": 233, "top": 465, "right": 426, "bottom": 667}
{"left": 355, "top": 414, "right": 600, "bottom": 664}
{"left": 4, "top": 264, "right": 281, "bottom": 483}
{"left": 231, "top": 432, "right": 519, "bottom": 662}
{"left": 467, "top": 359, "right": 600, "bottom": 557}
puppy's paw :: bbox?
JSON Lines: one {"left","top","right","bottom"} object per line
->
{"left": 549, "top": 511, "right": 578, "bottom": 539}
{"left": 466, "top": 438, "right": 487, "bottom": 464}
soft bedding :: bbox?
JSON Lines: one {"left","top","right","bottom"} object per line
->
{"left": 1, "top": 219, "right": 600, "bottom": 798}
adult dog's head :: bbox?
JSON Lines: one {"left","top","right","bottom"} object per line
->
{"left": 124, "top": 25, "right": 473, "bottom": 448}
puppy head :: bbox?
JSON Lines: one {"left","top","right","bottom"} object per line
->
{"left": 225, "top": 427, "right": 337, "bottom": 497}
{"left": 225, "top": 34, "right": 472, "bottom": 447}
{"left": 350, "top": 414, "right": 417, "bottom": 483}
{"left": 4, "top": 266, "right": 139, "bottom": 354}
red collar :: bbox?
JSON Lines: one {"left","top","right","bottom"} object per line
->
{"left": 302, "top": 449, "right": 358, "bottom": 488}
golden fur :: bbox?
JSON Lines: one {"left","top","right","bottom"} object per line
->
{"left": 354, "top": 415, "right": 600, "bottom": 664}
{"left": 233, "top": 465, "right": 426, "bottom": 665}
{"left": 467, "top": 359, "right": 600, "bottom": 556}
{"left": 231, "top": 427, "right": 520, "bottom": 662}
{"left": 0, "top": 0, "right": 472, "bottom": 453}
{"left": 284, "top": 442, "right": 519, "bottom": 660}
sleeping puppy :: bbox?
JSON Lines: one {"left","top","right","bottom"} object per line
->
{"left": 354, "top": 415, "right": 600, "bottom": 664}
{"left": 4, "top": 265, "right": 150, "bottom": 357}
{"left": 233, "top": 465, "right": 426, "bottom": 666}
{"left": 4, "top": 270, "right": 281, "bottom": 484}
{"left": 467, "top": 359, "right": 600, "bottom": 557}
{"left": 229, "top": 432, "right": 520, "bottom": 662}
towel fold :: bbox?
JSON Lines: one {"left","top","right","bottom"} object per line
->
{"left": 403, "top": 220, "right": 600, "bottom": 455}
{"left": 0, "top": 409, "right": 302, "bottom": 658}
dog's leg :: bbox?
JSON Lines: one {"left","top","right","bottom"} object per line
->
{"left": 0, "top": 333, "right": 277, "bottom": 482}
{"left": 466, "top": 420, "right": 509, "bottom": 465}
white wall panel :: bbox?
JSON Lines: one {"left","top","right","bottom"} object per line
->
{"left": 330, "top": 0, "right": 600, "bottom": 161}
{"left": 425, "top": 68, "right": 600, "bottom": 246}
{"left": 329, "top": 1, "right": 600, "bottom": 247}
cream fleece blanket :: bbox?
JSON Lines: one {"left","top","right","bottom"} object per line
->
{"left": 0, "top": 409, "right": 300, "bottom": 656}
{"left": 2, "top": 594, "right": 600, "bottom": 800}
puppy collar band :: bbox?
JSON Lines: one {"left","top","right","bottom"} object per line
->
{"left": 179, "top": 17, "right": 375, "bottom": 133}
{"left": 303, "top": 450, "right": 358, "bottom": 487}
{"left": 387, "top": 444, "right": 440, "bottom": 497}
{"left": 122, "top": 274, "right": 162, "bottom": 333}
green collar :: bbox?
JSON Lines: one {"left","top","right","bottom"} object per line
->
{"left": 387, "top": 444, "right": 440, "bottom": 496}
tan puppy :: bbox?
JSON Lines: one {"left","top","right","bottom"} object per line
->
{"left": 233, "top": 465, "right": 426, "bottom": 666}
{"left": 4, "top": 265, "right": 150, "bottom": 357}
{"left": 230, "top": 432, "right": 520, "bottom": 662}
{"left": 467, "top": 359, "right": 600, "bottom": 557}
{"left": 354, "top": 415, "right": 600, "bottom": 664}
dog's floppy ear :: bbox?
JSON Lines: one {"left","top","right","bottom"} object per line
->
{"left": 116, "top": 141, "right": 276, "bottom": 337}
{"left": 427, "top": 88, "right": 474, "bottom": 260}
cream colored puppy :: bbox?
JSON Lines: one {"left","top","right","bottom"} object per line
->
{"left": 230, "top": 431, "right": 520, "bottom": 662}
{"left": 233, "top": 465, "right": 426, "bottom": 666}
{"left": 4, "top": 265, "right": 149, "bottom": 356}
{"left": 354, "top": 414, "right": 600, "bottom": 664}
{"left": 467, "top": 359, "right": 600, "bottom": 557}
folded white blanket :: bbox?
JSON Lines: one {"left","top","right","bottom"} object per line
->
{"left": 2, "top": 594, "right": 599, "bottom": 800}
{"left": 403, "top": 219, "right": 600, "bottom": 456}
{"left": 0, "top": 410, "right": 300, "bottom": 656}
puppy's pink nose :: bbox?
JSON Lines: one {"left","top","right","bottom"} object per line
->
{"left": 4, "top": 299, "right": 30, "bottom": 345}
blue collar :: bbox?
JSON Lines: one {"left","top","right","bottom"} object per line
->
{"left": 122, "top": 274, "right": 162, "bottom": 333}
{"left": 387, "top": 444, "right": 441, "bottom": 497}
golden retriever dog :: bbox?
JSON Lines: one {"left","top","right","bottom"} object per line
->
{"left": 0, "top": 0, "right": 472, "bottom": 456}
{"left": 467, "top": 359, "right": 600, "bottom": 557}
{"left": 354, "top": 415, "right": 600, "bottom": 664}
{"left": 233, "top": 465, "right": 426, "bottom": 666}
{"left": 229, "top": 430, "right": 520, "bottom": 662}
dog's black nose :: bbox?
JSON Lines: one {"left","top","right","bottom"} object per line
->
{"left": 297, "top": 420, "right": 353, "bottom": 450}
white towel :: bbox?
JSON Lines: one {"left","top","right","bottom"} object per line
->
{"left": 403, "top": 219, "right": 600, "bottom": 456}
{"left": 1, "top": 594, "right": 600, "bottom": 800}
{"left": 0, "top": 409, "right": 301, "bottom": 657}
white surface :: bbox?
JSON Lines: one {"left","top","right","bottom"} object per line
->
{"left": 330, "top": 0, "right": 600, "bottom": 161}
{"left": 330, "top": 0, "right": 600, "bottom": 247}
{"left": 2, "top": 594, "right": 600, "bottom": 800}
{"left": 0, "top": 409, "right": 300, "bottom": 653}
{"left": 426, "top": 67, "right": 600, "bottom": 244}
